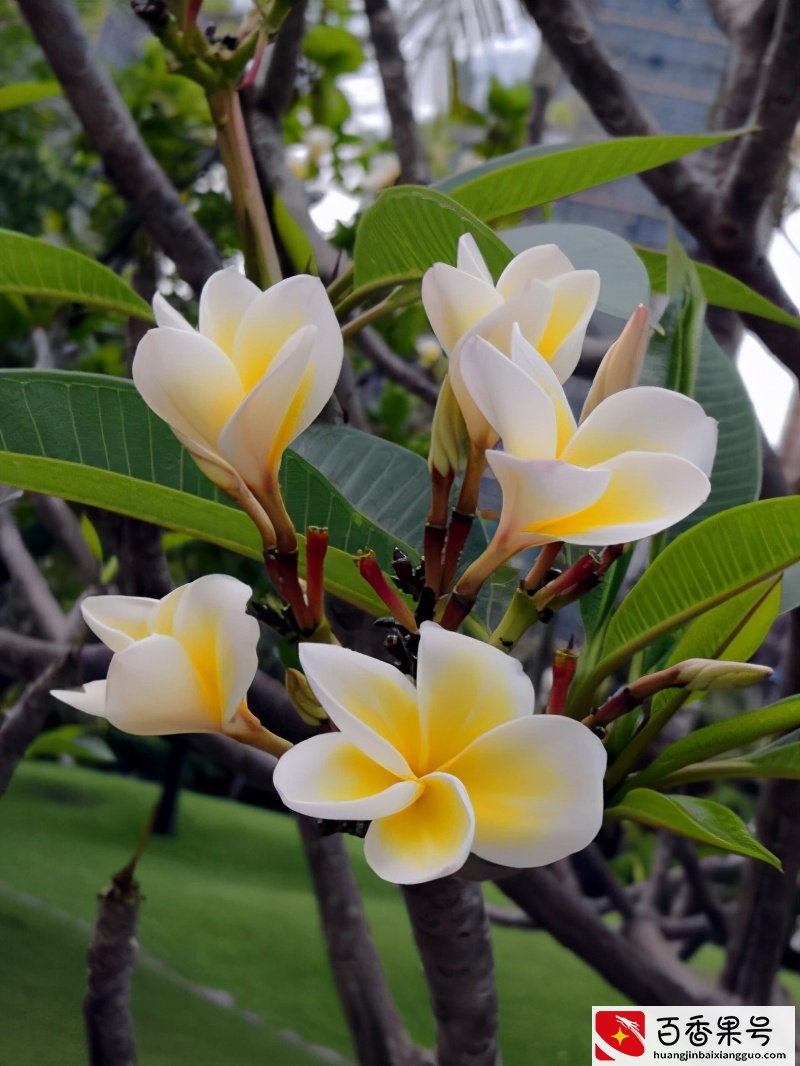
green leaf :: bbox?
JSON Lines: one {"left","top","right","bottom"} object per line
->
{"left": 0, "top": 80, "right": 61, "bottom": 112}
{"left": 605, "top": 788, "right": 780, "bottom": 868}
{"left": 636, "top": 247, "right": 800, "bottom": 331}
{"left": 0, "top": 370, "right": 416, "bottom": 616}
{"left": 639, "top": 324, "right": 761, "bottom": 536}
{"left": 0, "top": 230, "right": 153, "bottom": 320}
{"left": 434, "top": 132, "right": 741, "bottom": 224}
{"left": 568, "top": 498, "right": 800, "bottom": 713}
{"left": 500, "top": 223, "right": 650, "bottom": 320}
{"left": 352, "top": 186, "right": 512, "bottom": 293}
{"left": 663, "top": 232, "right": 705, "bottom": 396}
{"left": 632, "top": 695, "right": 800, "bottom": 790}
{"left": 303, "top": 25, "right": 365, "bottom": 75}
{"left": 272, "top": 193, "right": 317, "bottom": 275}
{"left": 779, "top": 560, "right": 800, "bottom": 614}
{"left": 25, "top": 724, "right": 115, "bottom": 765}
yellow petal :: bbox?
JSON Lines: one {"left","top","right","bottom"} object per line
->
{"left": 535, "top": 270, "right": 600, "bottom": 382}
{"left": 364, "top": 772, "right": 475, "bottom": 884}
{"left": 415, "top": 622, "right": 534, "bottom": 775}
{"left": 446, "top": 716, "right": 606, "bottom": 867}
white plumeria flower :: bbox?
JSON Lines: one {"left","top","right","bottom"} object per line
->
{"left": 52, "top": 575, "right": 260, "bottom": 737}
{"left": 133, "top": 268, "right": 343, "bottom": 544}
{"left": 421, "top": 235, "right": 600, "bottom": 450}
{"left": 274, "top": 623, "right": 607, "bottom": 885}
{"left": 459, "top": 328, "right": 717, "bottom": 552}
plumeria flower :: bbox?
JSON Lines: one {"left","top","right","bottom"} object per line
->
{"left": 421, "top": 235, "right": 600, "bottom": 451}
{"left": 458, "top": 327, "right": 717, "bottom": 556}
{"left": 133, "top": 268, "right": 343, "bottom": 548}
{"left": 51, "top": 575, "right": 286, "bottom": 752}
{"left": 274, "top": 623, "right": 607, "bottom": 885}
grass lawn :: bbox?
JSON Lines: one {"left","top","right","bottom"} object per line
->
{"left": 2, "top": 762, "right": 786, "bottom": 1066}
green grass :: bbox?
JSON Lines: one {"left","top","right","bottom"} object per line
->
{"left": 0, "top": 763, "right": 636, "bottom": 1064}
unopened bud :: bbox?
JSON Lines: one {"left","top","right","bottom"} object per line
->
{"left": 674, "top": 658, "right": 773, "bottom": 692}
{"left": 416, "top": 334, "right": 443, "bottom": 368}
{"left": 428, "top": 375, "right": 469, "bottom": 477}
{"left": 580, "top": 304, "right": 649, "bottom": 423}
{"left": 286, "top": 668, "right": 328, "bottom": 727}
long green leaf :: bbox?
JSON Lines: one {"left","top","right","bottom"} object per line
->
{"left": 0, "top": 80, "right": 61, "bottom": 112}
{"left": 568, "top": 498, "right": 800, "bottom": 712}
{"left": 435, "top": 132, "right": 740, "bottom": 223}
{"left": 605, "top": 788, "right": 780, "bottom": 868}
{"left": 0, "top": 230, "right": 153, "bottom": 320}
{"left": 631, "top": 696, "right": 800, "bottom": 790}
{"left": 636, "top": 246, "right": 800, "bottom": 331}
{"left": 0, "top": 370, "right": 422, "bottom": 615}
{"left": 353, "top": 186, "right": 512, "bottom": 291}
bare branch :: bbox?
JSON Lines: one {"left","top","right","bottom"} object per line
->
{"left": 297, "top": 818, "right": 432, "bottom": 1066}
{"left": 29, "top": 494, "right": 99, "bottom": 585}
{"left": 257, "top": 0, "right": 308, "bottom": 120}
{"left": 17, "top": 0, "right": 221, "bottom": 292}
{"left": 363, "top": 0, "right": 429, "bottom": 185}
{"left": 0, "top": 508, "right": 67, "bottom": 642}
{"left": 356, "top": 329, "right": 440, "bottom": 406}
{"left": 708, "top": 0, "right": 779, "bottom": 135}
{"left": 0, "top": 629, "right": 69, "bottom": 680}
{"left": 402, "top": 877, "right": 498, "bottom": 1066}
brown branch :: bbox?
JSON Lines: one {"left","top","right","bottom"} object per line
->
{"left": 297, "top": 818, "right": 431, "bottom": 1066}
{"left": 0, "top": 629, "right": 69, "bottom": 680}
{"left": 257, "top": 0, "right": 308, "bottom": 120}
{"left": 707, "top": 0, "right": 780, "bottom": 135}
{"left": 17, "top": 0, "right": 221, "bottom": 293}
{"left": 84, "top": 862, "right": 141, "bottom": 1066}
{"left": 363, "top": 0, "right": 429, "bottom": 185}
{"left": 29, "top": 493, "right": 100, "bottom": 585}
{"left": 356, "top": 329, "right": 440, "bottom": 406}
{"left": 402, "top": 877, "right": 498, "bottom": 1066}
{"left": 500, "top": 866, "right": 733, "bottom": 1006}
{"left": 0, "top": 508, "right": 68, "bottom": 642}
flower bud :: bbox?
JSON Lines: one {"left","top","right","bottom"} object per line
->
{"left": 674, "top": 658, "right": 773, "bottom": 691}
{"left": 286, "top": 668, "right": 329, "bottom": 726}
{"left": 580, "top": 304, "right": 649, "bottom": 423}
{"left": 428, "top": 375, "right": 470, "bottom": 478}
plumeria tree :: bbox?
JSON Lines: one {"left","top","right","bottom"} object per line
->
{"left": 1, "top": 0, "right": 800, "bottom": 1063}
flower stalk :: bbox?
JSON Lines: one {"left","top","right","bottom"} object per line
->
{"left": 264, "top": 549, "right": 313, "bottom": 632}
{"left": 546, "top": 642, "right": 578, "bottom": 715}
{"left": 356, "top": 552, "right": 419, "bottom": 632}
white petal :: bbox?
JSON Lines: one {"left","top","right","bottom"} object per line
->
{"left": 172, "top": 428, "right": 250, "bottom": 498}
{"left": 421, "top": 263, "right": 502, "bottom": 354}
{"left": 446, "top": 716, "right": 606, "bottom": 868}
{"left": 456, "top": 233, "right": 494, "bottom": 284}
{"left": 133, "top": 327, "right": 244, "bottom": 450}
{"left": 198, "top": 267, "right": 261, "bottom": 357}
{"left": 217, "top": 327, "right": 318, "bottom": 492}
{"left": 273, "top": 733, "right": 421, "bottom": 820}
{"left": 563, "top": 386, "right": 718, "bottom": 475}
{"left": 81, "top": 595, "right": 158, "bottom": 652}
{"left": 535, "top": 451, "right": 711, "bottom": 545}
{"left": 51, "top": 680, "right": 108, "bottom": 718}
{"left": 364, "top": 772, "right": 475, "bottom": 884}
{"left": 163, "top": 575, "right": 259, "bottom": 723}
{"left": 469, "top": 278, "right": 555, "bottom": 356}
{"left": 152, "top": 292, "right": 193, "bottom": 331}
{"left": 104, "top": 635, "right": 220, "bottom": 734}
{"left": 231, "top": 275, "right": 342, "bottom": 395}
{"left": 457, "top": 335, "right": 557, "bottom": 460}
{"left": 487, "top": 452, "right": 610, "bottom": 550}
{"left": 415, "top": 622, "right": 534, "bottom": 775}
{"left": 299, "top": 644, "right": 420, "bottom": 778}
{"left": 537, "top": 271, "right": 601, "bottom": 382}
{"left": 496, "top": 244, "right": 576, "bottom": 298}
{"left": 509, "top": 325, "right": 576, "bottom": 452}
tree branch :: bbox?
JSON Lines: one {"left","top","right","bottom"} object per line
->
{"left": 0, "top": 508, "right": 68, "bottom": 642}
{"left": 402, "top": 877, "right": 499, "bottom": 1066}
{"left": 17, "top": 0, "right": 221, "bottom": 293}
{"left": 297, "top": 818, "right": 431, "bottom": 1066}
{"left": 29, "top": 493, "right": 99, "bottom": 585}
{"left": 356, "top": 329, "right": 439, "bottom": 406}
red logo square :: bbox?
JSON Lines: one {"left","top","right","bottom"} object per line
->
{"left": 594, "top": 1011, "right": 646, "bottom": 1059}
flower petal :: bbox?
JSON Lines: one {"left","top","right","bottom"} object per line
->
{"left": 469, "top": 278, "right": 554, "bottom": 356}
{"left": 415, "top": 622, "right": 534, "bottom": 775}
{"left": 152, "top": 292, "right": 193, "bottom": 331}
{"left": 299, "top": 644, "right": 420, "bottom": 777}
{"left": 158, "top": 575, "right": 259, "bottom": 724}
{"left": 446, "top": 716, "right": 606, "bottom": 867}
{"left": 364, "top": 772, "right": 475, "bottom": 884}
{"left": 218, "top": 326, "right": 318, "bottom": 491}
{"left": 563, "top": 386, "right": 718, "bottom": 475}
{"left": 81, "top": 595, "right": 158, "bottom": 652}
{"left": 534, "top": 451, "right": 711, "bottom": 545}
{"left": 458, "top": 335, "right": 557, "bottom": 460}
{"left": 198, "top": 267, "right": 261, "bottom": 357}
{"left": 486, "top": 452, "right": 611, "bottom": 549}
{"left": 421, "top": 263, "right": 502, "bottom": 354}
{"left": 51, "top": 680, "right": 108, "bottom": 718}
{"left": 133, "top": 327, "right": 244, "bottom": 450}
{"left": 172, "top": 428, "right": 249, "bottom": 497}
{"left": 496, "top": 243, "right": 576, "bottom": 298}
{"left": 536, "top": 271, "right": 600, "bottom": 382}
{"left": 273, "top": 733, "right": 421, "bottom": 820}
{"left": 104, "top": 635, "right": 218, "bottom": 734}
{"left": 509, "top": 326, "right": 576, "bottom": 453}
{"left": 231, "top": 275, "right": 342, "bottom": 395}
{"left": 456, "top": 233, "right": 494, "bottom": 284}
